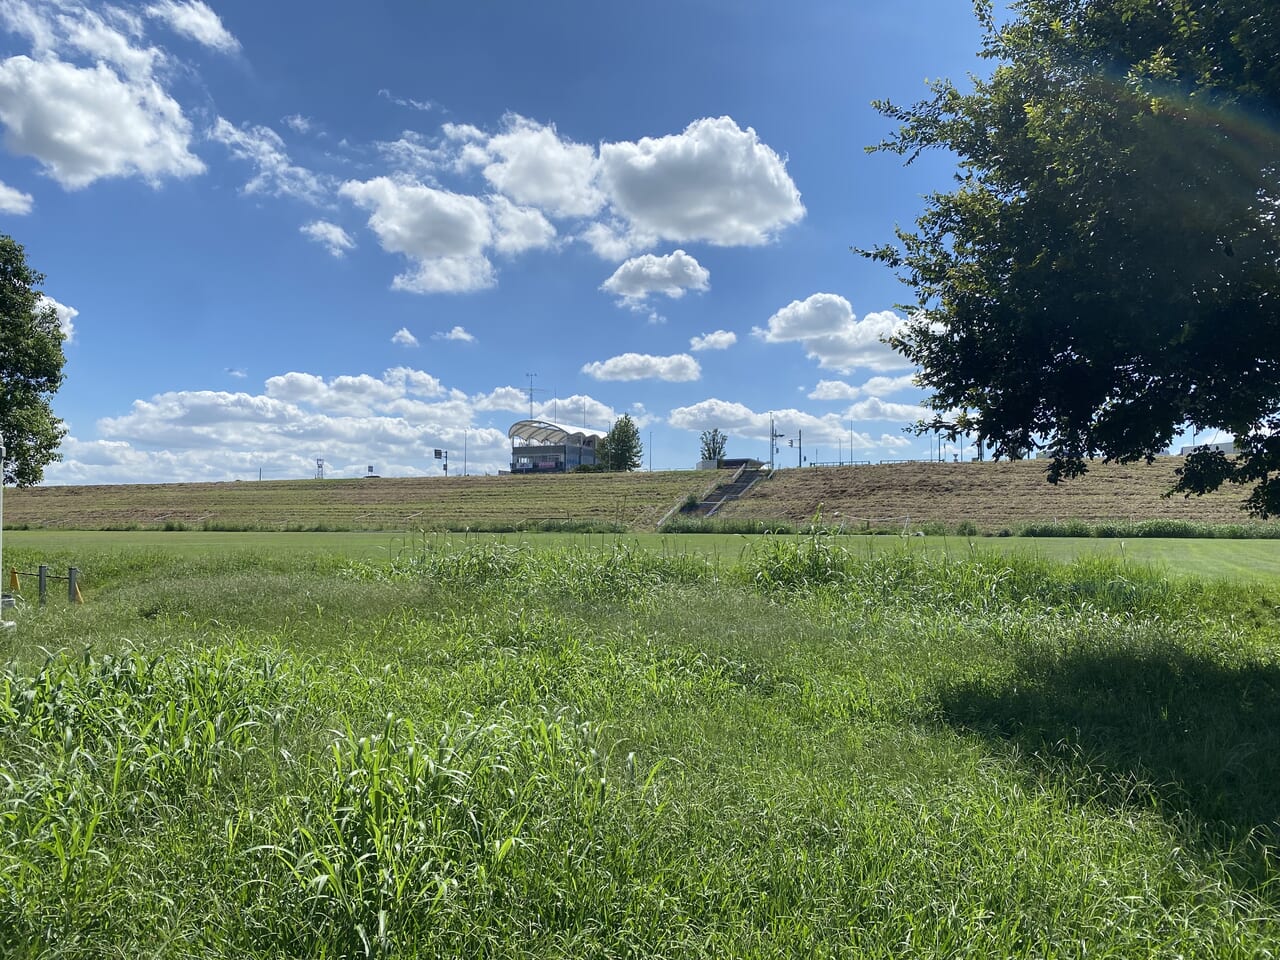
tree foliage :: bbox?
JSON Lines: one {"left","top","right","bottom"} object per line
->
{"left": 0, "top": 236, "right": 66, "bottom": 486}
{"left": 598, "top": 414, "right": 643, "bottom": 471}
{"left": 699, "top": 428, "right": 727, "bottom": 462}
{"left": 867, "top": 0, "right": 1280, "bottom": 514}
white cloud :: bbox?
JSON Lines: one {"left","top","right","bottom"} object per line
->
{"left": 689, "top": 330, "right": 736, "bottom": 352}
{"left": 581, "top": 352, "right": 700, "bottom": 382}
{"left": 809, "top": 373, "right": 917, "bottom": 400}
{"left": 300, "top": 220, "right": 355, "bottom": 258}
{"left": 340, "top": 176, "right": 494, "bottom": 293}
{"left": 282, "top": 114, "right": 312, "bottom": 134}
{"left": 58, "top": 6, "right": 159, "bottom": 81}
{"left": 471, "top": 385, "right": 528, "bottom": 413}
{"left": 879, "top": 433, "right": 912, "bottom": 450}
{"left": 668, "top": 398, "right": 875, "bottom": 447}
{"left": 378, "top": 88, "right": 439, "bottom": 113}
{"left": 597, "top": 116, "right": 803, "bottom": 247}
{"left": 601, "top": 249, "right": 709, "bottom": 305}
{"left": 391, "top": 256, "right": 495, "bottom": 294}
{"left": 391, "top": 327, "right": 419, "bottom": 347}
{"left": 468, "top": 386, "right": 613, "bottom": 428}
{"left": 433, "top": 325, "right": 474, "bottom": 343}
{"left": 756, "top": 295, "right": 910, "bottom": 373}
{"left": 579, "top": 219, "right": 655, "bottom": 261}
{"left": 459, "top": 114, "right": 602, "bottom": 218}
{"left": 0, "top": 55, "right": 203, "bottom": 188}
{"left": 145, "top": 1, "right": 239, "bottom": 54}
{"left": 45, "top": 365, "right": 628, "bottom": 483}
{"left": 52, "top": 364, "right": 612, "bottom": 482}
{"left": 264, "top": 370, "right": 420, "bottom": 416}
{"left": 845, "top": 397, "right": 929, "bottom": 422}
{"left": 385, "top": 367, "right": 444, "bottom": 396}
{"left": 211, "top": 118, "right": 327, "bottom": 202}
{"left": 36, "top": 293, "right": 77, "bottom": 342}
{"left": 489, "top": 195, "right": 556, "bottom": 255}
{"left": 226, "top": 367, "right": 247, "bottom": 378}
{"left": 376, "top": 131, "right": 445, "bottom": 178}
{"left": 0, "top": 178, "right": 32, "bottom": 213}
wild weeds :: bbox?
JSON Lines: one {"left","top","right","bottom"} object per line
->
{"left": 0, "top": 540, "right": 1276, "bottom": 956}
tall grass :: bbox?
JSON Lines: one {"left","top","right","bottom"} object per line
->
{"left": 0, "top": 538, "right": 1276, "bottom": 956}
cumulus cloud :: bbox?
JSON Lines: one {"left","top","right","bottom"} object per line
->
{"left": 211, "top": 118, "right": 327, "bottom": 202}
{"left": 581, "top": 353, "right": 701, "bottom": 382}
{"left": 578, "top": 219, "right": 655, "bottom": 261}
{"left": 433, "top": 326, "right": 474, "bottom": 342}
{"left": 226, "top": 367, "right": 247, "bottom": 378}
{"left": 668, "top": 398, "right": 875, "bottom": 448}
{"left": 597, "top": 116, "right": 803, "bottom": 247}
{"left": 601, "top": 249, "right": 709, "bottom": 305}
{"left": 756, "top": 294, "right": 910, "bottom": 373}
{"left": 391, "top": 327, "right": 419, "bottom": 347}
{"left": 455, "top": 114, "right": 602, "bottom": 218}
{"left": 689, "top": 330, "right": 736, "bottom": 352}
{"left": 0, "top": 179, "right": 32, "bottom": 213}
{"left": 145, "top": 1, "right": 239, "bottom": 53}
{"left": 48, "top": 367, "right": 622, "bottom": 483}
{"left": 845, "top": 397, "right": 929, "bottom": 422}
{"left": 809, "top": 373, "right": 917, "bottom": 400}
{"left": 340, "top": 176, "right": 494, "bottom": 293}
{"left": 488, "top": 195, "right": 556, "bottom": 255}
{"left": 0, "top": 55, "right": 203, "bottom": 188}
{"left": 300, "top": 220, "right": 355, "bottom": 257}
{"left": 880, "top": 433, "right": 912, "bottom": 450}
{"left": 263, "top": 368, "right": 447, "bottom": 415}
{"left": 36, "top": 293, "right": 77, "bottom": 342}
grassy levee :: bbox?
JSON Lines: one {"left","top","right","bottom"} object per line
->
{"left": 4, "top": 471, "right": 712, "bottom": 532}
{"left": 721, "top": 457, "right": 1257, "bottom": 532}
{"left": 1, "top": 536, "right": 1277, "bottom": 957}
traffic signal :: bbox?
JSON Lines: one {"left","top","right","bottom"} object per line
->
{"left": 787, "top": 438, "right": 794, "bottom": 447}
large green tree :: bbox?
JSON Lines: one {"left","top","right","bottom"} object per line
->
{"left": 598, "top": 414, "right": 643, "bottom": 471}
{"left": 867, "top": 0, "right": 1280, "bottom": 513}
{"left": 0, "top": 236, "right": 66, "bottom": 486}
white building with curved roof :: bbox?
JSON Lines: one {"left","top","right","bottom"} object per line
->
{"left": 507, "top": 419, "right": 607, "bottom": 473}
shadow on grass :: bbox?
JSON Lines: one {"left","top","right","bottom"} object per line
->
{"left": 940, "top": 646, "right": 1280, "bottom": 889}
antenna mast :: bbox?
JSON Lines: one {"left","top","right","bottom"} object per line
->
{"left": 525, "top": 372, "right": 537, "bottom": 419}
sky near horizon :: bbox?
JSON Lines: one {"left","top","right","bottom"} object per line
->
{"left": 0, "top": 0, "right": 998, "bottom": 483}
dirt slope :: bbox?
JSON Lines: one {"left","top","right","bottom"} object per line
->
{"left": 719, "top": 458, "right": 1254, "bottom": 529}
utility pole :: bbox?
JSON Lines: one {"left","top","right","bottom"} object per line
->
{"left": 770, "top": 414, "right": 784, "bottom": 472}
{"left": 797, "top": 428, "right": 803, "bottom": 468}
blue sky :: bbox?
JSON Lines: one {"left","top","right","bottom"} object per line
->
{"left": 0, "top": 0, "right": 996, "bottom": 482}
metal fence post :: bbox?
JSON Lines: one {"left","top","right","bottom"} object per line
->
{"left": 38, "top": 564, "right": 47, "bottom": 606}
{"left": 68, "top": 567, "right": 78, "bottom": 604}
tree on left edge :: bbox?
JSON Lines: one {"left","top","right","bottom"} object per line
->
{"left": 0, "top": 235, "right": 67, "bottom": 486}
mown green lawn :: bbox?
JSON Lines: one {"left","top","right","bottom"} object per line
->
{"left": 0, "top": 537, "right": 1277, "bottom": 957}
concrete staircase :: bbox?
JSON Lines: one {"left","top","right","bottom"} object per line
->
{"left": 687, "top": 465, "right": 766, "bottom": 517}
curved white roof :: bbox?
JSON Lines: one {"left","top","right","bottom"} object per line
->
{"left": 508, "top": 419, "right": 607, "bottom": 445}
